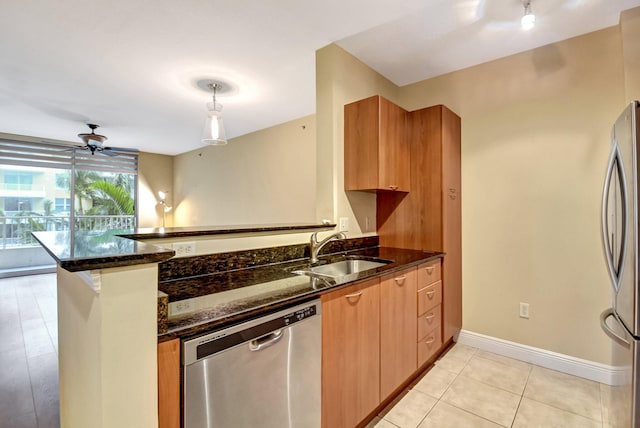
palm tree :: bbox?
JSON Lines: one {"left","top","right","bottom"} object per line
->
{"left": 56, "top": 170, "right": 100, "bottom": 214}
{"left": 87, "top": 180, "right": 135, "bottom": 230}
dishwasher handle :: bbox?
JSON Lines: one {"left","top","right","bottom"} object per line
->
{"left": 249, "top": 329, "right": 284, "bottom": 351}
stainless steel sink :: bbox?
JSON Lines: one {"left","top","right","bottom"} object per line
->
{"left": 289, "top": 257, "right": 392, "bottom": 283}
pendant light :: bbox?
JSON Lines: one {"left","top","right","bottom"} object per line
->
{"left": 202, "top": 83, "right": 227, "bottom": 145}
{"left": 521, "top": 0, "right": 535, "bottom": 30}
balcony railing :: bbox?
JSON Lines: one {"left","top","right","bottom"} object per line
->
{"left": 0, "top": 215, "right": 136, "bottom": 249}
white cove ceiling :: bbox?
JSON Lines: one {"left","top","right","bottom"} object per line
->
{"left": 0, "top": 0, "right": 638, "bottom": 155}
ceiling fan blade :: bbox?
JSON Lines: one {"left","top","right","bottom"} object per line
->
{"left": 103, "top": 146, "right": 139, "bottom": 154}
{"left": 101, "top": 149, "right": 119, "bottom": 157}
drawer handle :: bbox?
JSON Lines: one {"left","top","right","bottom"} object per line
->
{"left": 344, "top": 291, "right": 363, "bottom": 301}
{"left": 426, "top": 266, "right": 435, "bottom": 274}
{"left": 425, "top": 336, "right": 436, "bottom": 345}
{"left": 394, "top": 275, "right": 407, "bottom": 285}
{"left": 426, "top": 290, "right": 436, "bottom": 299}
{"left": 388, "top": 185, "right": 398, "bottom": 190}
{"left": 425, "top": 314, "right": 435, "bottom": 323}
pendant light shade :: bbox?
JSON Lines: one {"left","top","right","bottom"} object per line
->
{"left": 201, "top": 83, "right": 228, "bottom": 146}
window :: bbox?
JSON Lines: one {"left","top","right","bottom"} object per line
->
{"left": 55, "top": 198, "right": 71, "bottom": 212}
{"left": 0, "top": 136, "right": 139, "bottom": 276}
{"left": 4, "top": 197, "right": 33, "bottom": 212}
{"left": 3, "top": 172, "right": 33, "bottom": 191}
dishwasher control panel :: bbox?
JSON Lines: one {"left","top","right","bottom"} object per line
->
{"left": 284, "top": 304, "right": 317, "bottom": 325}
{"left": 183, "top": 300, "right": 321, "bottom": 364}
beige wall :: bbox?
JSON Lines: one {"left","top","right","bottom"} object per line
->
{"left": 315, "top": 44, "right": 399, "bottom": 235}
{"left": 138, "top": 151, "right": 174, "bottom": 227}
{"left": 136, "top": 13, "right": 640, "bottom": 365}
{"left": 621, "top": 7, "right": 640, "bottom": 103}
{"left": 315, "top": 26, "right": 630, "bottom": 364}
{"left": 397, "top": 27, "right": 624, "bottom": 364}
{"left": 171, "top": 115, "right": 316, "bottom": 227}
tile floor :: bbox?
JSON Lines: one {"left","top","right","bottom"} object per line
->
{"left": 369, "top": 344, "right": 615, "bottom": 428}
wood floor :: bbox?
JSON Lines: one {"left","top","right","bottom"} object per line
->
{"left": 0, "top": 273, "right": 59, "bottom": 428}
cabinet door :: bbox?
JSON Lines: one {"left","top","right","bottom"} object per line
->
{"left": 380, "top": 267, "right": 417, "bottom": 399}
{"left": 441, "top": 106, "right": 462, "bottom": 342}
{"left": 158, "top": 338, "right": 180, "bottom": 428}
{"left": 322, "top": 278, "right": 380, "bottom": 428}
{"left": 379, "top": 96, "right": 410, "bottom": 192}
{"left": 344, "top": 95, "right": 409, "bottom": 192}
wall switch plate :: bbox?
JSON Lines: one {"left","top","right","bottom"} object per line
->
{"left": 339, "top": 217, "right": 349, "bottom": 232}
{"left": 519, "top": 302, "right": 530, "bottom": 319}
{"left": 172, "top": 241, "right": 196, "bottom": 257}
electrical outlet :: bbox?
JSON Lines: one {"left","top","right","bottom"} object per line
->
{"left": 519, "top": 302, "right": 530, "bottom": 319}
{"left": 172, "top": 241, "right": 196, "bottom": 257}
{"left": 171, "top": 299, "right": 193, "bottom": 316}
{"left": 339, "top": 217, "right": 349, "bottom": 232}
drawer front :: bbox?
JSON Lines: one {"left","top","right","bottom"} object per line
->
{"left": 417, "top": 327, "right": 442, "bottom": 366}
{"left": 418, "top": 281, "right": 442, "bottom": 315}
{"left": 417, "top": 260, "right": 441, "bottom": 288}
{"left": 417, "top": 304, "right": 441, "bottom": 341}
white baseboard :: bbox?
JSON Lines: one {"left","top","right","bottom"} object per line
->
{"left": 456, "top": 329, "right": 627, "bottom": 386}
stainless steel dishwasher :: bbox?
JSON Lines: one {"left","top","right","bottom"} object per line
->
{"left": 183, "top": 300, "right": 321, "bottom": 428}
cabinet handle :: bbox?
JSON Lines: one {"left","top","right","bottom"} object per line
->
{"left": 394, "top": 275, "right": 406, "bottom": 285}
{"left": 426, "top": 290, "right": 436, "bottom": 299}
{"left": 425, "top": 336, "right": 436, "bottom": 345}
{"left": 388, "top": 185, "right": 398, "bottom": 190}
{"left": 425, "top": 266, "right": 435, "bottom": 274}
{"left": 344, "top": 291, "right": 363, "bottom": 301}
{"left": 425, "top": 314, "right": 435, "bottom": 323}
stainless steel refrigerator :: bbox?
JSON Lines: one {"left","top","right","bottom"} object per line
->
{"left": 601, "top": 101, "right": 640, "bottom": 428}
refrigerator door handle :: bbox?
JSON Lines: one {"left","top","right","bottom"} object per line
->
{"left": 600, "top": 308, "right": 631, "bottom": 349}
{"left": 601, "top": 140, "right": 628, "bottom": 292}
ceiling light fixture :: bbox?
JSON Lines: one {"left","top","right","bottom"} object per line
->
{"left": 201, "top": 82, "right": 227, "bottom": 146}
{"left": 521, "top": 0, "right": 535, "bottom": 30}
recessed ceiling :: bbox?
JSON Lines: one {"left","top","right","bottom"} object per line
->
{"left": 0, "top": 0, "right": 638, "bottom": 155}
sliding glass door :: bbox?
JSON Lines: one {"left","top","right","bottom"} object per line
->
{"left": 0, "top": 136, "right": 138, "bottom": 277}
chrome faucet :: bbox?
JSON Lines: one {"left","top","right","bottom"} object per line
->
{"left": 309, "top": 231, "right": 346, "bottom": 263}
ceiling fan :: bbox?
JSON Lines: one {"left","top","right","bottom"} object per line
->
{"left": 76, "top": 124, "right": 137, "bottom": 156}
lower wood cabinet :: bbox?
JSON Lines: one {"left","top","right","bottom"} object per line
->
{"left": 417, "top": 260, "right": 443, "bottom": 367}
{"left": 158, "top": 338, "right": 181, "bottom": 428}
{"left": 380, "top": 267, "right": 417, "bottom": 399}
{"left": 322, "top": 278, "right": 381, "bottom": 428}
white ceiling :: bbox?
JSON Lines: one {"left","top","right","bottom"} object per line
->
{"left": 0, "top": 0, "right": 638, "bottom": 156}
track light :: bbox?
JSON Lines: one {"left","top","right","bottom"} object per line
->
{"left": 521, "top": 0, "right": 535, "bottom": 30}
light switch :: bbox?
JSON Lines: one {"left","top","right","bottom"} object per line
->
{"left": 339, "top": 217, "right": 349, "bottom": 232}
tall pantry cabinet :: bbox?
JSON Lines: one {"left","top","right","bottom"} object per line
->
{"left": 377, "top": 104, "right": 462, "bottom": 344}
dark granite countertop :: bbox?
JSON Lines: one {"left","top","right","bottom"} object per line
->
{"left": 119, "top": 222, "right": 336, "bottom": 240}
{"left": 32, "top": 230, "right": 175, "bottom": 272}
{"left": 159, "top": 247, "right": 444, "bottom": 341}
{"left": 33, "top": 223, "right": 336, "bottom": 271}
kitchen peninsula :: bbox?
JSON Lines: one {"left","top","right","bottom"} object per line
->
{"left": 34, "top": 223, "right": 448, "bottom": 428}
{"left": 31, "top": 223, "right": 337, "bottom": 428}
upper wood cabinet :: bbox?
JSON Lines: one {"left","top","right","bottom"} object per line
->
{"left": 322, "top": 278, "right": 380, "bottom": 428}
{"left": 344, "top": 95, "right": 410, "bottom": 192}
{"left": 380, "top": 267, "right": 417, "bottom": 399}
